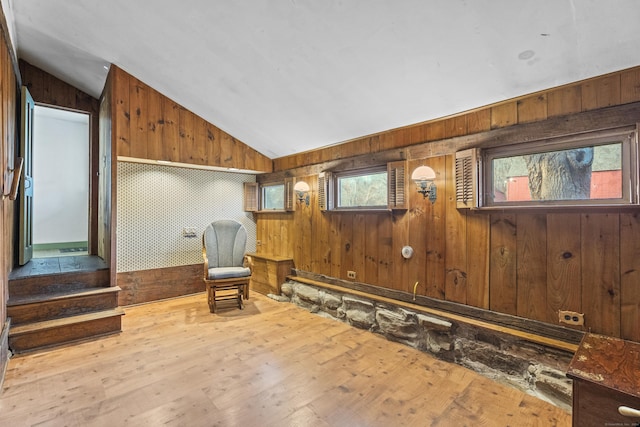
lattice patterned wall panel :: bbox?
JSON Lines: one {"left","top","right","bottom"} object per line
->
{"left": 117, "top": 161, "right": 256, "bottom": 272}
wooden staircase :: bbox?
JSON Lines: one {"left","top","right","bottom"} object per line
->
{"left": 8, "top": 267, "right": 123, "bottom": 354}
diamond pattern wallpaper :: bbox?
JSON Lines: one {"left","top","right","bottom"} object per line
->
{"left": 117, "top": 161, "right": 256, "bottom": 272}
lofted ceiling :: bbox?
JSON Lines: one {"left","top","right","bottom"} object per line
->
{"left": 4, "top": 1, "right": 640, "bottom": 159}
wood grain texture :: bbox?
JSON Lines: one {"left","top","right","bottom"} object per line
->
{"left": 581, "top": 213, "right": 620, "bottom": 337}
{"left": 620, "top": 213, "right": 640, "bottom": 342}
{"left": 0, "top": 293, "right": 571, "bottom": 426}
{"left": 489, "top": 214, "right": 517, "bottom": 315}
{"left": 546, "top": 214, "right": 582, "bottom": 324}
{"left": 0, "top": 21, "right": 17, "bottom": 335}
{"left": 116, "top": 264, "right": 203, "bottom": 306}
{"left": 444, "top": 154, "right": 467, "bottom": 304}
{"left": 109, "top": 66, "right": 271, "bottom": 172}
{"left": 516, "top": 214, "right": 548, "bottom": 321}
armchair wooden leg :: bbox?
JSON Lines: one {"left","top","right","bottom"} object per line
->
{"left": 208, "top": 286, "right": 216, "bottom": 313}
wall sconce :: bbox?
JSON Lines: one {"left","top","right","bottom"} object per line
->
{"left": 411, "top": 165, "right": 437, "bottom": 203}
{"left": 294, "top": 180, "right": 310, "bottom": 206}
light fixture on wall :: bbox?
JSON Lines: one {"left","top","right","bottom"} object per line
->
{"left": 294, "top": 180, "right": 310, "bottom": 206}
{"left": 411, "top": 165, "right": 437, "bottom": 203}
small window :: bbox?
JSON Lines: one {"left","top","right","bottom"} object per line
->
{"left": 262, "top": 183, "right": 285, "bottom": 210}
{"left": 243, "top": 179, "right": 294, "bottom": 212}
{"left": 482, "top": 126, "right": 638, "bottom": 208}
{"left": 334, "top": 166, "right": 387, "bottom": 209}
{"left": 318, "top": 162, "right": 407, "bottom": 212}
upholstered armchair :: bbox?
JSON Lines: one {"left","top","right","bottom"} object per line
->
{"left": 202, "top": 220, "right": 252, "bottom": 313}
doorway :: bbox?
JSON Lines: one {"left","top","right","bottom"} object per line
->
{"left": 32, "top": 105, "right": 90, "bottom": 258}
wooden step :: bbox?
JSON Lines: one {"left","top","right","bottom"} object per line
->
{"left": 7, "top": 287, "right": 121, "bottom": 325}
{"left": 9, "top": 309, "right": 124, "bottom": 354}
{"left": 9, "top": 269, "right": 110, "bottom": 298}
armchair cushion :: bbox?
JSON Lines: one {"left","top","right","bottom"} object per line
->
{"left": 207, "top": 266, "right": 251, "bottom": 280}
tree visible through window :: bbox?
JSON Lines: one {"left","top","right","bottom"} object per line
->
{"left": 484, "top": 127, "right": 636, "bottom": 207}
{"left": 336, "top": 168, "right": 387, "bottom": 208}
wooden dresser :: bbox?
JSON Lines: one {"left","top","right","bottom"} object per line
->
{"left": 246, "top": 253, "right": 293, "bottom": 296}
{"left": 566, "top": 333, "right": 640, "bottom": 426}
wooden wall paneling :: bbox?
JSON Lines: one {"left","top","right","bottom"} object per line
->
{"left": 546, "top": 213, "right": 582, "bottom": 324}
{"left": 444, "top": 115, "right": 467, "bottom": 139}
{"left": 424, "top": 156, "right": 446, "bottom": 300}
{"left": 312, "top": 194, "right": 332, "bottom": 276}
{"left": 20, "top": 61, "right": 43, "bottom": 100}
{"left": 339, "top": 214, "right": 355, "bottom": 282}
{"left": 117, "top": 264, "right": 203, "bottom": 306}
{"left": 128, "top": 77, "right": 148, "bottom": 159}
{"left": 0, "top": 62, "right": 4, "bottom": 324}
{"left": 516, "top": 214, "right": 548, "bottom": 321}
{"left": 391, "top": 208, "right": 410, "bottom": 292}
{"left": 620, "top": 213, "right": 640, "bottom": 342}
{"left": 352, "top": 214, "right": 366, "bottom": 282}
{"left": 465, "top": 211, "right": 490, "bottom": 309}
{"left": 547, "top": 85, "right": 582, "bottom": 118}
{"left": 219, "top": 132, "right": 234, "bottom": 167}
{"left": 146, "top": 87, "right": 163, "bottom": 160}
{"left": 466, "top": 109, "right": 492, "bottom": 135}
{"left": 444, "top": 154, "right": 467, "bottom": 304}
{"left": 488, "top": 214, "right": 517, "bottom": 315}
{"left": 620, "top": 68, "right": 640, "bottom": 104}
{"left": 114, "top": 68, "right": 131, "bottom": 157}
{"left": 517, "top": 94, "right": 548, "bottom": 124}
{"left": 425, "top": 121, "right": 445, "bottom": 142}
{"left": 160, "top": 97, "right": 179, "bottom": 161}
{"left": 407, "top": 158, "right": 428, "bottom": 295}
{"left": 178, "top": 107, "right": 196, "bottom": 164}
{"left": 98, "top": 88, "right": 111, "bottom": 263}
{"left": 581, "top": 213, "right": 620, "bottom": 337}
{"left": 205, "top": 123, "right": 221, "bottom": 167}
{"left": 363, "top": 214, "right": 379, "bottom": 285}
{"left": 581, "top": 75, "right": 621, "bottom": 111}
{"left": 376, "top": 213, "right": 392, "bottom": 288}
{"left": 194, "top": 116, "right": 210, "bottom": 165}
{"left": 329, "top": 214, "right": 343, "bottom": 279}
{"left": 491, "top": 102, "right": 518, "bottom": 129}
{"left": 298, "top": 179, "right": 314, "bottom": 271}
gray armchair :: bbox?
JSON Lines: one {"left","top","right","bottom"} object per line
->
{"left": 202, "top": 220, "right": 252, "bottom": 313}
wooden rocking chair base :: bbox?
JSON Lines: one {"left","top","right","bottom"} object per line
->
{"left": 205, "top": 277, "right": 250, "bottom": 313}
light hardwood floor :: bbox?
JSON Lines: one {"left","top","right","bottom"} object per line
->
{"left": 0, "top": 293, "right": 571, "bottom": 426}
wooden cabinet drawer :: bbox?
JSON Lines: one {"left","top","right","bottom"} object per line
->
{"left": 567, "top": 333, "right": 640, "bottom": 427}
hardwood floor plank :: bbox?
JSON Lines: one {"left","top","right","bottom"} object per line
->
{"left": 0, "top": 293, "right": 570, "bottom": 426}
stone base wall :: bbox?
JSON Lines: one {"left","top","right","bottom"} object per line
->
{"left": 276, "top": 280, "right": 574, "bottom": 411}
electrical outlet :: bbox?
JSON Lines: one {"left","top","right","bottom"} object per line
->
{"left": 182, "top": 227, "right": 198, "bottom": 238}
{"left": 558, "top": 310, "right": 585, "bottom": 326}
{"left": 347, "top": 271, "right": 356, "bottom": 279}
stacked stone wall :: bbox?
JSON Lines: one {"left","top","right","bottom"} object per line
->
{"left": 276, "top": 280, "right": 573, "bottom": 411}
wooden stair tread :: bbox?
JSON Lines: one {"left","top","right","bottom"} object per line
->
{"left": 9, "top": 308, "right": 125, "bottom": 336}
{"left": 7, "top": 286, "right": 121, "bottom": 307}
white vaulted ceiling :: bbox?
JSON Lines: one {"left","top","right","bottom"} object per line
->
{"left": 5, "top": 0, "right": 640, "bottom": 158}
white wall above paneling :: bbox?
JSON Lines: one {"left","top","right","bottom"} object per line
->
{"left": 116, "top": 161, "right": 256, "bottom": 273}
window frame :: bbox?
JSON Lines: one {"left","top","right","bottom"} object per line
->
{"left": 319, "top": 161, "right": 408, "bottom": 212}
{"left": 244, "top": 178, "right": 294, "bottom": 213}
{"left": 481, "top": 126, "right": 638, "bottom": 209}
{"left": 332, "top": 165, "right": 389, "bottom": 211}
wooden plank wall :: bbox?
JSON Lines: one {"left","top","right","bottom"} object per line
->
{"left": 109, "top": 66, "right": 272, "bottom": 173}
{"left": 19, "top": 60, "right": 101, "bottom": 255}
{"left": 0, "top": 0, "right": 18, "bottom": 384}
{"left": 259, "top": 66, "right": 640, "bottom": 342}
